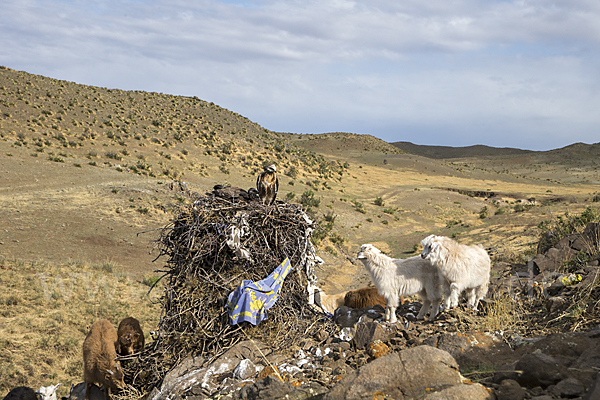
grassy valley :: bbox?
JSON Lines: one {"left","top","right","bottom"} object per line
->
{"left": 1, "top": 66, "right": 600, "bottom": 396}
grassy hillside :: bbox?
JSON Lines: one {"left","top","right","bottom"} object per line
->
{"left": 2, "top": 66, "right": 600, "bottom": 397}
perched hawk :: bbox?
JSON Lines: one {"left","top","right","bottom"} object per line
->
{"left": 256, "top": 164, "right": 278, "bottom": 205}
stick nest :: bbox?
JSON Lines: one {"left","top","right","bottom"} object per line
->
{"left": 121, "top": 187, "right": 334, "bottom": 395}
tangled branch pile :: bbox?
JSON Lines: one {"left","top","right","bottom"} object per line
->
{"left": 124, "top": 187, "right": 334, "bottom": 394}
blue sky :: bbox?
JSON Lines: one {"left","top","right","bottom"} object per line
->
{"left": 1, "top": 0, "right": 600, "bottom": 150}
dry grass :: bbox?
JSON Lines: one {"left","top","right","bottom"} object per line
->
{"left": 0, "top": 257, "right": 161, "bottom": 398}
{"left": 546, "top": 268, "right": 600, "bottom": 333}
{"left": 476, "top": 294, "right": 524, "bottom": 333}
{"left": 2, "top": 65, "right": 600, "bottom": 396}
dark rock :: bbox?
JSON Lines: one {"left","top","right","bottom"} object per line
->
{"left": 533, "top": 249, "right": 560, "bottom": 273}
{"left": 556, "top": 235, "right": 576, "bottom": 250}
{"left": 354, "top": 321, "right": 389, "bottom": 349}
{"left": 530, "top": 396, "right": 553, "bottom": 400}
{"left": 324, "top": 345, "right": 461, "bottom": 400}
{"left": 235, "top": 375, "right": 328, "bottom": 400}
{"left": 551, "top": 377, "right": 585, "bottom": 398}
{"left": 545, "top": 296, "right": 567, "bottom": 314}
{"left": 571, "top": 235, "right": 589, "bottom": 252}
{"left": 579, "top": 274, "right": 596, "bottom": 291}
{"left": 546, "top": 280, "right": 565, "bottom": 296}
{"left": 421, "top": 333, "right": 472, "bottom": 360}
{"left": 588, "top": 325, "right": 600, "bottom": 338}
{"left": 422, "top": 331, "right": 512, "bottom": 373}
{"left": 528, "top": 386, "right": 544, "bottom": 396}
{"left": 490, "top": 363, "right": 520, "bottom": 384}
{"left": 533, "top": 332, "right": 594, "bottom": 367}
{"left": 495, "top": 379, "right": 525, "bottom": 400}
{"left": 515, "top": 352, "right": 568, "bottom": 388}
{"left": 583, "top": 372, "right": 600, "bottom": 400}
{"left": 583, "top": 222, "right": 600, "bottom": 243}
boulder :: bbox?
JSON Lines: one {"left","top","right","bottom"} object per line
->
{"left": 422, "top": 332, "right": 512, "bottom": 372}
{"left": 494, "top": 379, "right": 525, "bottom": 400}
{"left": 550, "top": 377, "right": 585, "bottom": 398}
{"left": 354, "top": 321, "right": 391, "bottom": 349}
{"left": 324, "top": 345, "right": 461, "bottom": 400}
{"left": 424, "top": 383, "right": 495, "bottom": 400}
{"left": 583, "top": 373, "right": 600, "bottom": 400}
{"left": 515, "top": 352, "right": 568, "bottom": 388}
{"left": 545, "top": 296, "right": 567, "bottom": 314}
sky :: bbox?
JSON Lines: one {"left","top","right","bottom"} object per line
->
{"left": 1, "top": 0, "right": 600, "bottom": 151}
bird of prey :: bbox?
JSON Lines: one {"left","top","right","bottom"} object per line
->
{"left": 256, "top": 164, "right": 279, "bottom": 205}
{"left": 211, "top": 185, "right": 249, "bottom": 202}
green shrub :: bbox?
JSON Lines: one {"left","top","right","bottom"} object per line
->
{"left": 300, "top": 190, "right": 320, "bottom": 208}
{"left": 329, "top": 233, "right": 345, "bottom": 245}
{"left": 374, "top": 197, "right": 384, "bottom": 206}
{"left": 142, "top": 275, "right": 160, "bottom": 287}
{"left": 351, "top": 199, "right": 367, "bottom": 214}
{"left": 324, "top": 246, "right": 337, "bottom": 256}
{"left": 479, "top": 206, "right": 489, "bottom": 219}
{"left": 446, "top": 219, "right": 461, "bottom": 228}
{"left": 323, "top": 211, "right": 336, "bottom": 223}
{"left": 105, "top": 151, "right": 122, "bottom": 160}
{"left": 285, "top": 166, "right": 298, "bottom": 179}
{"left": 219, "top": 164, "right": 230, "bottom": 174}
{"left": 312, "top": 229, "right": 327, "bottom": 245}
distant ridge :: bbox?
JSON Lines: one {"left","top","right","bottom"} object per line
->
{"left": 391, "top": 141, "right": 534, "bottom": 159}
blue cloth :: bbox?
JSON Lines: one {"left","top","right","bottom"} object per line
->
{"left": 227, "top": 258, "right": 293, "bottom": 325}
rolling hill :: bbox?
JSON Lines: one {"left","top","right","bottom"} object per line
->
{"left": 2, "top": 65, "right": 600, "bottom": 396}
{"left": 1, "top": 64, "right": 599, "bottom": 288}
{"left": 391, "top": 141, "right": 532, "bottom": 159}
